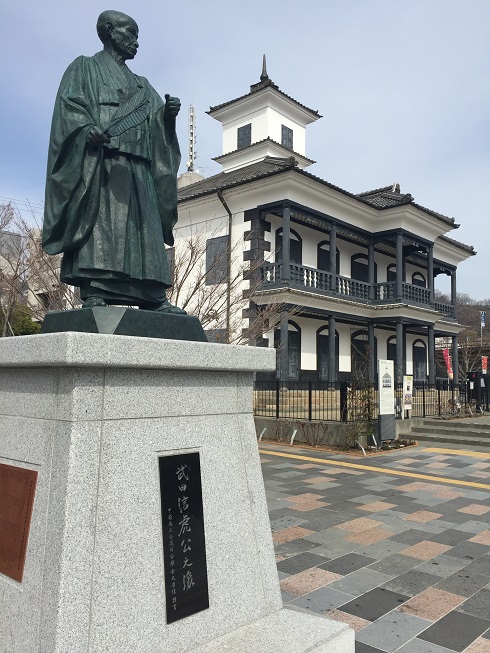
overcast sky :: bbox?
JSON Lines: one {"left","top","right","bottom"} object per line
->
{"left": 2, "top": 0, "right": 489, "bottom": 297}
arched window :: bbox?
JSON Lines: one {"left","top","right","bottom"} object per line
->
{"left": 317, "top": 240, "right": 340, "bottom": 274}
{"left": 387, "top": 335, "right": 396, "bottom": 363}
{"left": 274, "top": 321, "right": 301, "bottom": 380}
{"left": 316, "top": 326, "right": 339, "bottom": 381}
{"left": 351, "top": 330, "right": 377, "bottom": 379}
{"left": 412, "top": 272, "right": 426, "bottom": 288}
{"left": 387, "top": 264, "right": 396, "bottom": 283}
{"left": 413, "top": 339, "right": 427, "bottom": 380}
{"left": 275, "top": 228, "right": 302, "bottom": 265}
{"left": 351, "top": 254, "right": 377, "bottom": 283}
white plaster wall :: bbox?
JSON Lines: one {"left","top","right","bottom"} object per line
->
{"left": 222, "top": 108, "right": 268, "bottom": 154}
{"left": 265, "top": 107, "right": 306, "bottom": 155}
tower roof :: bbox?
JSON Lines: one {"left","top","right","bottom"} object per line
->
{"left": 207, "top": 56, "right": 321, "bottom": 120}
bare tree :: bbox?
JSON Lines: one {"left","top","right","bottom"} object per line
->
{"left": 168, "top": 225, "right": 298, "bottom": 344}
{"left": 0, "top": 203, "right": 79, "bottom": 336}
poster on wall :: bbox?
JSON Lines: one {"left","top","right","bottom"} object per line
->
{"left": 403, "top": 375, "right": 413, "bottom": 411}
{"left": 378, "top": 359, "right": 395, "bottom": 415}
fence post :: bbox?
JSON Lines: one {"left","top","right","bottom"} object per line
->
{"left": 437, "top": 382, "right": 441, "bottom": 417}
{"left": 340, "top": 381, "right": 348, "bottom": 423}
{"left": 422, "top": 383, "right": 426, "bottom": 418}
{"left": 308, "top": 380, "right": 313, "bottom": 422}
{"left": 275, "top": 379, "right": 280, "bottom": 420}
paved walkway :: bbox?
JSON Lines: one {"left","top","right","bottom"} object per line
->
{"left": 260, "top": 441, "right": 490, "bottom": 653}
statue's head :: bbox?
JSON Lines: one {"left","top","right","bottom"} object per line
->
{"left": 96, "top": 10, "right": 139, "bottom": 60}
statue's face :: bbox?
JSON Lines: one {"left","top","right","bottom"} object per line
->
{"left": 110, "top": 16, "right": 139, "bottom": 60}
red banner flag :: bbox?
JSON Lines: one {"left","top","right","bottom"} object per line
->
{"left": 483, "top": 356, "right": 488, "bottom": 375}
{"left": 442, "top": 348, "right": 453, "bottom": 379}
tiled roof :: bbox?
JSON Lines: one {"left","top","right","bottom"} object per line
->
{"left": 178, "top": 161, "right": 464, "bottom": 236}
{"left": 358, "top": 184, "right": 458, "bottom": 227}
{"left": 439, "top": 234, "right": 476, "bottom": 255}
{"left": 177, "top": 157, "right": 298, "bottom": 201}
{"left": 207, "top": 77, "right": 321, "bottom": 119}
{"left": 212, "top": 137, "right": 315, "bottom": 165}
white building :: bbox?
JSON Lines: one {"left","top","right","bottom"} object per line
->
{"left": 176, "top": 60, "right": 474, "bottom": 385}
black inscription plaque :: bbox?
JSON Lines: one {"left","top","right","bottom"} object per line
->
{"left": 0, "top": 463, "right": 38, "bottom": 582}
{"left": 159, "top": 452, "right": 209, "bottom": 623}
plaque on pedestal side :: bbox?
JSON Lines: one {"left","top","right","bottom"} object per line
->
{"left": 159, "top": 452, "right": 209, "bottom": 623}
{"left": 0, "top": 463, "right": 38, "bottom": 582}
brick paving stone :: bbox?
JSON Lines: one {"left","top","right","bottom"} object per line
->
{"left": 356, "top": 611, "right": 431, "bottom": 653}
{"left": 418, "top": 611, "right": 490, "bottom": 652}
{"left": 403, "top": 511, "right": 444, "bottom": 523}
{"left": 279, "top": 567, "right": 341, "bottom": 596}
{"left": 359, "top": 501, "right": 397, "bottom": 512}
{"left": 397, "top": 639, "right": 459, "bottom": 653}
{"left": 290, "top": 500, "right": 330, "bottom": 511}
{"left": 369, "top": 553, "right": 420, "bottom": 576}
{"left": 347, "top": 528, "right": 396, "bottom": 545}
{"left": 397, "top": 587, "right": 465, "bottom": 621}
{"left": 326, "top": 609, "right": 371, "bottom": 632}
{"left": 319, "top": 553, "right": 377, "bottom": 576}
{"left": 289, "top": 585, "right": 356, "bottom": 614}
{"left": 382, "top": 570, "right": 441, "bottom": 597}
{"left": 469, "top": 529, "right": 490, "bottom": 545}
{"left": 288, "top": 492, "right": 325, "bottom": 502}
{"left": 435, "top": 570, "right": 489, "bottom": 598}
{"left": 390, "top": 530, "right": 434, "bottom": 546}
{"left": 272, "top": 525, "right": 314, "bottom": 544}
{"left": 355, "top": 643, "right": 386, "bottom": 653}
{"left": 401, "top": 541, "right": 452, "bottom": 560}
{"left": 276, "top": 551, "right": 332, "bottom": 575}
{"left": 445, "top": 541, "right": 489, "bottom": 560}
{"left": 336, "top": 517, "right": 383, "bottom": 533}
{"left": 464, "top": 638, "right": 490, "bottom": 653}
{"left": 429, "top": 529, "right": 474, "bottom": 547}
{"left": 457, "top": 588, "right": 490, "bottom": 620}
{"left": 339, "top": 587, "right": 410, "bottom": 622}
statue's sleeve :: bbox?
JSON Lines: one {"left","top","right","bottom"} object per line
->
{"left": 42, "top": 56, "right": 103, "bottom": 255}
{"left": 150, "top": 96, "right": 181, "bottom": 247}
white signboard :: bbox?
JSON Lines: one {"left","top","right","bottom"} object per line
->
{"left": 403, "top": 375, "right": 413, "bottom": 411}
{"left": 378, "top": 359, "right": 395, "bottom": 415}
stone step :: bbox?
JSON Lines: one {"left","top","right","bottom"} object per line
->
{"left": 410, "top": 426, "right": 490, "bottom": 439}
{"left": 418, "top": 419, "right": 490, "bottom": 432}
{"left": 399, "top": 431, "right": 490, "bottom": 448}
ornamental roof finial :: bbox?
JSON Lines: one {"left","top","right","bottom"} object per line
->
{"left": 260, "top": 54, "right": 269, "bottom": 82}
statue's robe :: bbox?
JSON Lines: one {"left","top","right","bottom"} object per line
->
{"left": 42, "top": 50, "right": 181, "bottom": 306}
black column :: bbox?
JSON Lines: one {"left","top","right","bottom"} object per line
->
{"left": 452, "top": 335, "right": 459, "bottom": 386}
{"left": 368, "top": 322, "right": 375, "bottom": 383}
{"left": 451, "top": 271, "right": 457, "bottom": 319}
{"left": 282, "top": 204, "right": 291, "bottom": 282}
{"left": 396, "top": 232, "right": 403, "bottom": 300}
{"left": 396, "top": 320, "right": 404, "bottom": 384}
{"left": 428, "top": 325, "right": 436, "bottom": 385}
{"left": 279, "top": 311, "right": 289, "bottom": 381}
{"left": 368, "top": 241, "right": 375, "bottom": 300}
{"left": 427, "top": 245, "right": 434, "bottom": 303}
{"left": 329, "top": 223, "right": 337, "bottom": 292}
{"left": 328, "top": 315, "right": 336, "bottom": 383}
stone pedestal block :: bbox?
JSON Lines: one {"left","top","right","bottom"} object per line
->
{"left": 0, "top": 333, "right": 354, "bottom": 653}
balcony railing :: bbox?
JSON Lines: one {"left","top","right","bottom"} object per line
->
{"left": 259, "top": 263, "right": 454, "bottom": 318}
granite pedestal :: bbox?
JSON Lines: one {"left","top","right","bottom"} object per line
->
{"left": 0, "top": 332, "right": 354, "bottom": 653}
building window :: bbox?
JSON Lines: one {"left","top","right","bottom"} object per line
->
{"left": 237, "top": 124, "right": 251, "bottom": 150}
{"left": 317, "top": 241, "right": 340, "bottom": 274}
{"left": 274, "top": 322, "right": 301, "bottom": 380}
{"left": 275, "top": 228, "right": 302, "bottom": 265}
{"left": 387, "top": 335, "right": 396, "bottom": 364}
{"left": 205, "top": 236, "right": 229, "bottom": 285}
{"left": 351, "top": 254, "right": 377, "bottom": 283}
{"left": 317, "top": 327, "right": 339, "bottom": 381}
{"left": 413, "top": 340, "right": 427, "bottom": 380}
{"left": 281, "top": 125, "right": 293, "bottom": 150}
{"left": 412, "top": 272, "right": 426, "bottom": 288}
{"left": 387, "top": 264, "right": 396, "bottom": 283}
{"left": 351, "top": 330, "right": 377, "bottom": 379}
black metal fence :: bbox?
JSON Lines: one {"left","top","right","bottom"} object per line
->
{"left": 253, "top": 379, "right": 490, "bottom": 422}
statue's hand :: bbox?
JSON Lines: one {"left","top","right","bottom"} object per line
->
{"left": 87, "top": 127, "right": 110, "bottom": 147}
{"left": 164, "top": 94, "right": 181, "bottom": 120}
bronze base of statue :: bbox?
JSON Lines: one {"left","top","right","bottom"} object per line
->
{"left": 40, "top": 306, "right": 207, "bottom": 342}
